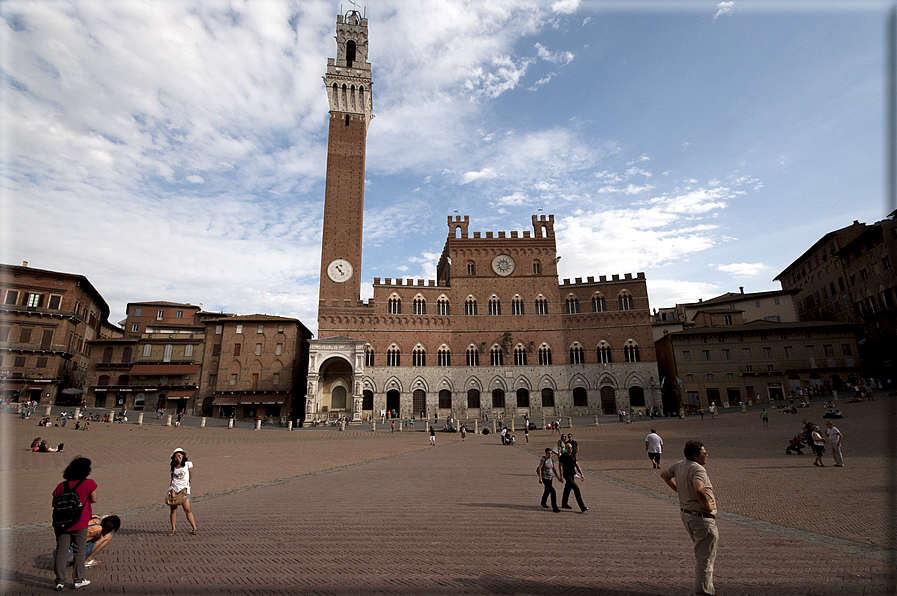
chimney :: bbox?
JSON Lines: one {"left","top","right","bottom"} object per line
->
{"left": 22, "top": 261, "right": 28, "bottom": 267}
{"left": 739, "top": 286, "right": 744, "bottom": 294}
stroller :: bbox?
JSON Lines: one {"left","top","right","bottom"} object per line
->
{"left": 786, "top": 435, "right": 805, "bottom": 455}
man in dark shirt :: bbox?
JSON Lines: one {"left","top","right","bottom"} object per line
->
{"left": 558, "top": 443, "right": 588, "bottom": 512}
{"left": 567, "top": 432, "right": 579, "bottom": 456}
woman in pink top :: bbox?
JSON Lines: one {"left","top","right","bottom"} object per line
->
{"left": 52, "top": 456, "right": 97, "bottom": 590}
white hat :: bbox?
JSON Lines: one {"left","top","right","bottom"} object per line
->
{"left": 171, "top": 448, "right": 185, "bottom": 457}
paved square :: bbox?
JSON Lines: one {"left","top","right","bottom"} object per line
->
{"left": 2, "top": 397, "right": 895, "bottom": 594}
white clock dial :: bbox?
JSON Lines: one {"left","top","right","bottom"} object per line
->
{"left": 491, "top": 254, "right": 516, "bottom": 276}
{"left": 327, "top": 258, "right": 354, "bottom": 283}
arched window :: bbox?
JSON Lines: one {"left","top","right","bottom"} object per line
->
{"left": 467, "top": 388, "right": 481, "bottom": 408}
{"left": 624, "top": 343, "right": 640, "bottom": 362}
{"left": 98, "top": 375, "right": 110, "bottom": 386}
{"left": 569, "top": 344, "right": 584, "bottom": 364}
{"left": 490, "top": 345, "right": 503, "bottom": 366}
{"left": 163, "top": 344, "right": 173, "bottom": 362}
{"left": 539, "top": 345, "right": 552, "bottom": 365}
{"left": 102, "top": 347, "right": 113, "bottom": 363}
{"left": 598, "top": 342, "right": 613, "bottom": 363}
{"left": 511, "top": 296, "right": 524, "bottom": 315}
{"left": 467, "top": 261, "right": 475, "bottom": 275}
{"left": 365, "top": 346, "right": 375, "bottom": 367}
{"left": 438, "top": 389, "right": 452, "bottom": 409}
{"left": 533, "top": 260, "right": 541, "bottom": 274}
{"left": 116, "top": 375, "right": 129, "bottom": 386}
{"left": 541, "top": 388, "right": 555, "bottom": 407}
{"left": 565, "top": 296, "right": 580, "bottom": 314}
{"left": 629, "top": 386, "right": 645, "bottom": 407}
{"left": 492, "top": 388, "right": 505, "bottom": 408}
{"left": 514, "top": 344, "right": 527, "bottom": 365}
{"left": 618, "top": 292, "right": 634, "bottom": 311}
{"left": 535, "top": 296, "right": 548, "bottom": 315}
{"left": 346, "top": 39, "right": 356, "bottom": 67}
{"left": 413, "top": 296, "right": 426, "bottom": 315}
{"left": 362, "top": 390, "right": 374, "bottom": 410}
{"left": 386, "top": 346, "right": 401, "bottom": 366}
{"left": 412, "top": 345, "right": 426, "bottom": 366}
{"left": 388, "top": 296, "right": 402, "bottom": 314}
{"left": 488, "top": 296, "right": 501, "bottom": 316}
{"left": 437, "top": 346, "right": 451, "bottom": 366}
{"left": 332, "top": 386, "right": 347, "bottom": 410}
{"left": 437, "top": 296, "right": 449, "bottom": 315}
{"left": 592, "top": 294, "right": 607, "bottom": 312}
{"left": 121, "top": 347, "right": 132, "bottom": 363}
{"left": 466, "top": 345, "right": 479, "bottom": 366}
{"left": 706, "top": 373, "right": 715, "bottom": 382}
{"left": 516, "top": 388, "right": 530, "bottom": 407}
{"left": 465, "top": 297, "right": 478, "bottom": 315}
{"left": 573, "top": 387, "right": 588, "bottom": 407}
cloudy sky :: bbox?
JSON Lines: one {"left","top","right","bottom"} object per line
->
{"left": 1, "top": 0, "right": 892, "bottom": 335}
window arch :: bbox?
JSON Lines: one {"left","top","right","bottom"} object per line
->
{"left": 492, "top": 388, "right": 505, "bottom": 408}
{"left": 346, "top": 39, "right": 357, "bottom": 66}
{"left": 437, "top": 345, "right": 451, "bottom": 366}
{"left": 624, "top": 342, "right": 640, "bottom": 362}
{"left": 629, "top": 386, "right": 645, "bottom": 407}
{"left": 618, "top": 291, "right": 634, "bottom": 311}
{"left": 573, "top": 387, "right": 588, "bottom": 407}
{"left": 117, "top": 375, "right": 129, "bottom": 386}
{"left": 514, "top": 344, "right": 527, "bottom": 365}
{"left": 706, "top": 373, "right": 715, "bottom": 382}
{"left": 490, "top": 345, "right": 504, "bottom": 366}
{"left": 569, "top": 343, "right": 584, "bottom": 365}
{"left": 533, "top": 260, "right": 541, "bottom": 274}
{"left": 438, "top": 389, "right": 452, "bottom": 409}
{"left": 597, "top": 341, "right": 613, "bottom": 364}
{"left": 413, "top": 295, "right": 426, "bottom": 315}
{"left": 466, "top": 261, "right": 475, "bottom": 275}
{"left": 539, "top": 344, "right": 552, "bottom": 365}
{"left": 102, "top": 347, "right": 113, "bottom": 363}
{"left": 121, "top": 347, "right": 132, "bottom": 363}
{"left": 163, "top": 344, "right": 173, "bottom": 362}
{"left": 465, "top": 296, "right": 478, "bottom": 315}
{"left": 516, "top": 388, "right": 530, "bottom": 407}
{"left": 467, "top": 388, "right": 481, "bottom": 408}
{"left": 541, "top": 387, "right": 555, "bottom": 407}
{"left": 98, "top": 375, "right": 110, "bottom": 386}
{"left": 592, "top": 294, "right": 607, "bottom": 312}
{"left": 437, "top": 296, "right": 450, "bottom": 316}
{"left": 388, "top": 295, "right": 402, "bottom": 314}
{"left": 386, "top": 345, "right": 401, "bottom": 366}
{"left": 565, "top": 295, "right": 580, "bottom": 314}
{"left": 511, "top": 295, "right": 524, "bottom": 315}
{"left": 466, "top": 345, "right": 480, "bottom": 366}
{"left": 412, "top": 345, "right": 426, "bottom": 367}
{"left": 365, "top": 345, "right": 375, "bottom": 367}
{"left": 488, "top": 296, "right": 501, "bottom": 316}
{"left": 535, "top": 295, "right": 548, "bottom": 315}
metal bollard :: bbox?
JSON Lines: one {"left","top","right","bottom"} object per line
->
{"left": 166, "top": 414, "right": 172, "bottom": 426}
{"left": 200, "top": 417, "right": 206, "bottom": 428}
{"left": 137, "top": 413, "right": 144, "bottom": 425}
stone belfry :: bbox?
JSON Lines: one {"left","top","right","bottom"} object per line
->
{"left": 318, "top": 8, "right": 372, "bottom": 320}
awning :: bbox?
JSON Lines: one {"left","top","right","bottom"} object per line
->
{"left": 212, "top": 396, "right": 240, "bottom": 406}
{"left": 239, "top": 393, "right": 289, "bottom": 405}
{"left": 163, "top": 390, "right": 195, "bottom": 400}
{"left": 129, "top": 364, "right": 199, "bottom": 375}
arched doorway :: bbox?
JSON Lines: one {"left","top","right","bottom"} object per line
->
{"left": 318, "top": 357, "right": 353, "bottom": 419}
{"left": 600, "top": 386, "right": 616, "bottom": 415}
{"left": 387, "top": 389, "right": 401, "bottom": 415}
{"left": 413, "top": 389, "right": 426, "bottom": 417}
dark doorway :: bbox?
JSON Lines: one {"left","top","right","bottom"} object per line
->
{"left": 600, "top": 386, "right": 616, "bottom": 415}
{"left": 387, "top": 389, "right": 401, "bottom": 414}
{"left": 413, "top": 389, "right": 426, "bottom": 416}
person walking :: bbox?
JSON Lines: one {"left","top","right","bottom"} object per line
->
{"left": 429, "top": 426, "right": 436, "bottom": 445}
{"left": 460, "top": 424, "right": 467, "bottom": 440}
{"left": 825, "top": 421, "right": 844, "bottom": 466}
{"left": 811, "top": 425, "right": 826, "bottom": 467}
{"left": 168, "top": 448, "right": 197, "bottom": 536}
{"left": 645, "top": 429, "right": 663, "bottom": 468}
{"left": 761, "top": 409, "right": 769, "bottom": 427}
{"left": 537, "top": 447, "right": 561, "bottom": 512}
{"left": 559, "top": 442, "right": 588, "bottom": 512}
{"left": 660, "top": 441, "right": 718, "bottom": 596}
{"left": 52, "top": 456, "right": 97, "bottom": 590}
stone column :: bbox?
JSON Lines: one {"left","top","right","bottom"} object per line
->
{"left": 137, "top": 413, "right": 144, "bottom": 425}
{"left": 166, "top": 414, "right": 172, "bottom": 426}
{"left": 200, "top": 417, "right": 206, "bottom": 428}
{"left": 228, "top": 418, "right": 234, "bottom": 429}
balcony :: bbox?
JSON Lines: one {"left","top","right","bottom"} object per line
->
{"left": 0, "top": 342, "right": 75, "bottom": 357}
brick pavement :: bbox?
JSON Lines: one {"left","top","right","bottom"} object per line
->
{"left": 2, "top": 396, "right": 895, "bottom": 594}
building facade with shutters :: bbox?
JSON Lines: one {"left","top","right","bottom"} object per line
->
{"left": 304, "top": 11, "right": 660, "bottom": 425}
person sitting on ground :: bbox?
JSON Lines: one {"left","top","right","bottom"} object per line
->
{"left": 62, "top": 515, "right": 120, "bottom": 567}
{"left": 31, "top": 438, "right": 64, "bottom": 452}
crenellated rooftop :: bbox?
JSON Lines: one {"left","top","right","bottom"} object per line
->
{"left": 559, "top": 272, "right": 646, "bottom": 287}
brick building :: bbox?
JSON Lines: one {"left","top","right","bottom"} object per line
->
{"left": 0, "top": 262, "right": 118, "bottom": 405}
{"left": 200, "top": 315, "right": 311, "bottom": 421}
{"left": 304, "top": 12, "right": 660, "bottom": 425}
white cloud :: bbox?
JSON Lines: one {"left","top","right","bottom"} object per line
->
{"left": 552, "top": 0, "right": 580, "bottom": 14}
{"left": 715, "top": 262, "right": 768, "bottom": 277}
{"left": 534, "top": 42, "right": 575, "bottom": 65}
{"left": 646, "top": 279, "right": 722, "bottom": 309}
{"left": 714, "top": 2, "right": 735, "bottom": 20}
{"left": 186, "top": 175, "right": 205, "bottom": 184}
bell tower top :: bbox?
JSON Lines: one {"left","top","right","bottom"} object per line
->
{"left": 324, "top": 9, "right": 373, "bottom": 125}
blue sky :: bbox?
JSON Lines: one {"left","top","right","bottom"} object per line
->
{"left": 1, "top": 0, "right": 892, "bottom": 335}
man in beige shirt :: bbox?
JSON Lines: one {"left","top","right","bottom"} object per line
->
{"left": 660, "top": 441, "right": 718, "bottom": 596}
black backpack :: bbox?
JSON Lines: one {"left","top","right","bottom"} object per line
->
{"left": 52, "top": 480, "right": 85, "bottom": 530}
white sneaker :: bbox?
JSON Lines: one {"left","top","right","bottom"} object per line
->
{"left": 74, "top": 579, "right": 91, "bottom": 589}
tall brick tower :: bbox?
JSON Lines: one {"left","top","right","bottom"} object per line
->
{"left": 318, "top": 9, "right": 372, "bottom": 318}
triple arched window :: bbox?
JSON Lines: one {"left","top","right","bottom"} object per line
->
{"left": 437, "top": 346, "right": 451, "bottom": 367}
{"left": 565, "top": 296, "right": 580, "bottom": 314}
{"left": 511, "top": 296, "right": 524, "bottom": 315}
{"left": 437, "top": 297, "right": 450, "bottom": 316}
{"left": 386, "top": 346, "right": 401, "bottom": 366}
{"left": 535, "top": 296, "right": 548, "bottom": 315}
{"left": 569, "top": 344, "right": 584, "bottom": 364}
{"left": 592, "top": 294, "right": 607, "bottom": 312}
{"left": 388, "top": 296, "right": 402, "bottom": 314}
{"left": 365, "top": 346, "right": 375, "bottom": 367}
{"left": 618, "top": 292, "right": 634, "bottom": 311}
{"left": 538, "top": 345, "right": 552, "bottom": 365}
{"left": 514, "top": 344, "right": 527, "bottom": 366}
{"left": 488, "top": 296, "right": 501, "bottom": 316}
{"left": 598, "top": 342, "right": 612, "bottom": 363}
{"left": 412, "top": 345, "right": 426, "bottom": 367}
{"left": 466, "top": 345, "right": 480, "bottom": 366}
{"left": 465, "top": 297, "right": 478, "bottom": 315}
{"left": 413, "top": 296, "right": 426, "bottom": 315}
{"left": 624, "top": 343, "right": 640, "bottom": 362}
{"left": 490, "top": 345, "right": 503, "bottom": 366}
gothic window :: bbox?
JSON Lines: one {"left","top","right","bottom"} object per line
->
{"left": 565, "top": 296, "right": 580, "bottom": 314}
{"left": 516, "top": 388, "right": 530, "bottom": 407}
{"left": 438, "top": 389, "right": 452, "bottom": 409}
{"left": 466, "top": 345, "right": 480, "bottom": 366}
{"left": 573, "top": 387, "right": 588, "bottom": 407}
{"left": 624, "top": 343, "right": 641, "bottom": 362}
{"left": 541, "top": 387, "right": 555, "bottom": 407}
{"left": 412, "top": 345, "right": 426, "bottom": 367}
{"left": 413, "top": 296, "right": 426, "bottom": 315}
{"left": 569, "top": 344, "right": 584, "bottom": 364}
{"left": 618, "top": 292, "right": 634, "bottom": 311}
{"left": 98, "top": 375, "right": 110, "bottom": 386}
{"left": 597, "top": 342, "right": 612, "bottom": 363}
{"left": 492, "top": 388, "right": 505, "bottom": 408}
{"left": 535, "top": 296, "right": 548, "bottom": 315}
{"left": 539, "top": 345, "right": 552, "bottom": 365}
{"left": 386, "top": 346, "right": 401, "bottom": 367}
{"left": 488, "top": 296, "right": 501, "bottom": 316}
{"left": 514, "top": 344, "right": 527, "bottom": 365}
{"left": 467, "top": 389, "right": 481, "bottom": 408}
{"left": 437, "top": 346, "right": 451, "bottom": 366}
{"left": 346, "top": 40, "right": 356, "bottom": 67}
{"left": 388, "top": 296, "right": 402, "bottom": 314}
{"left": 465, "top": 297, "right": 478, "bottom": 315}
{"left": 490, "top": 345, "right": 503, "bottom": 366}
{"left": 629, "top": 386, "right": 645, "bottom": 407}
{"left": 365, "top": 346, "right": 375, "bottom": 367}
{"left": 511, "top": 296, "right": 524, "bottom": 315}
{"left": 437, "top": 297, "right": 449, "bottom": 316}
{"left": 592, "top": 294, "right": 607, "bottom": 312}
{"left": 533, "top": 260, "right": 541, "bottom": 274}
{"left": 467, "top": 261, "right": 475, "bottom": 275}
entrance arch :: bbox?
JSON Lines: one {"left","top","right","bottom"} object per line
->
{"left": 387, "top": 389, "right": 401, "bottom": 414}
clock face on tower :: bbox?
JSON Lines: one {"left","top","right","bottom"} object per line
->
{"left": 491, "top": 254, "right": 516, "bottom": 276}
{"left": 327, "top": 259, "right": 354, "bottom": 283}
